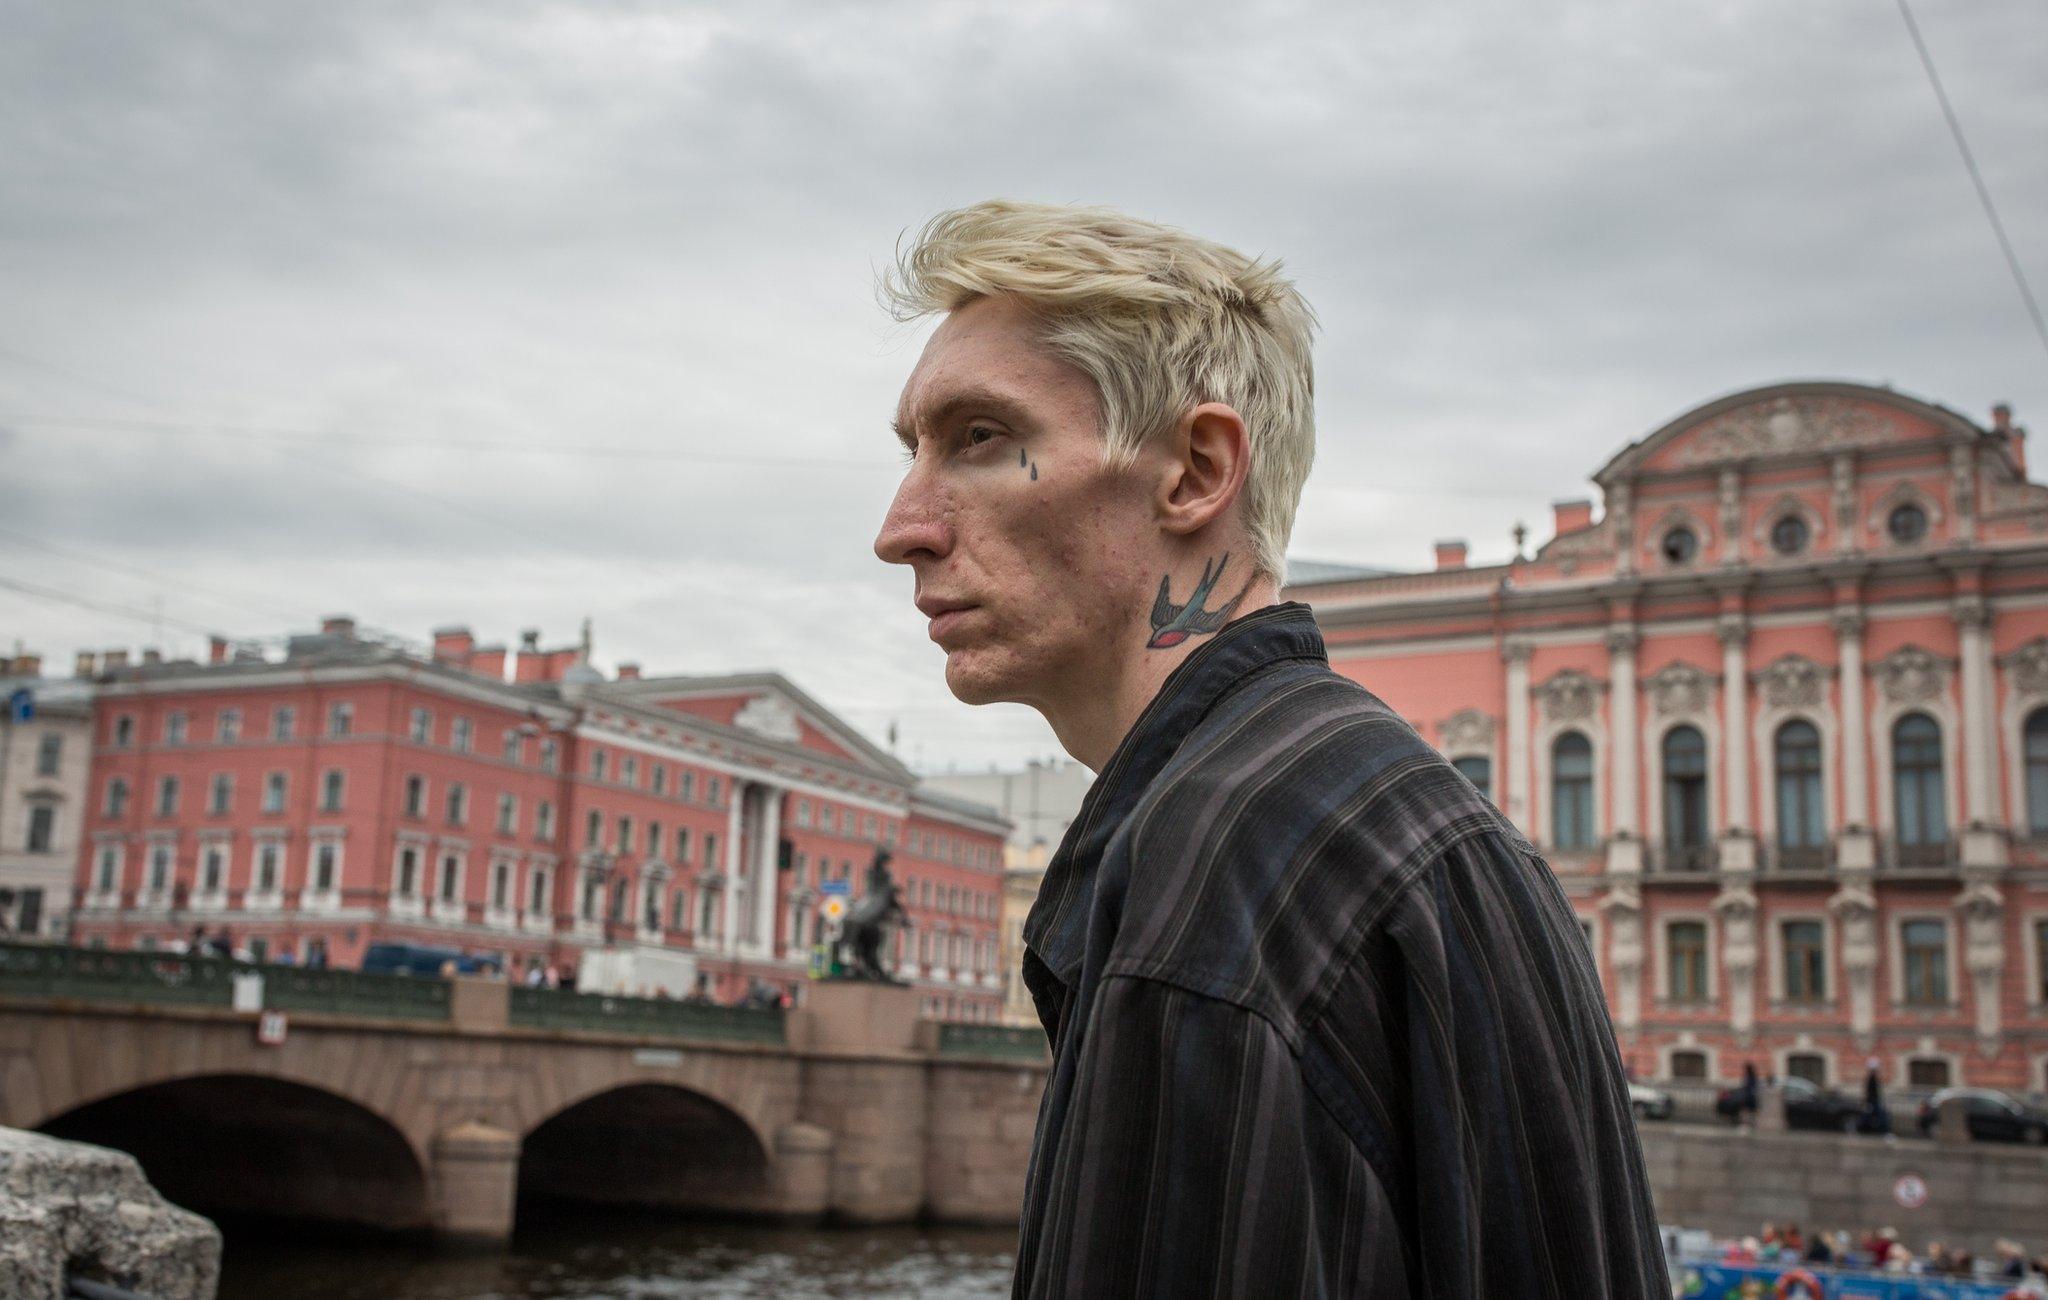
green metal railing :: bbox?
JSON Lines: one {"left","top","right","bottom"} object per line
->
{"left": 936, "top": 1021, "right": 1049, "bottom": 1062}
{"left": 0, "top": 941, "right": 238, "bottom": 1007}
{"left": 262, "top": 965, "right": 452, "bottom": 1020}
{"left": 508, "top": 985, "right": 787, "bottom": 1045}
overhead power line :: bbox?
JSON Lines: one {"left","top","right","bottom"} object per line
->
{"left": 0, "top": 573, "right": 232, "bottom": 640}
{"left": 1895, "top": 0, "right": 2048, "bottom": 367}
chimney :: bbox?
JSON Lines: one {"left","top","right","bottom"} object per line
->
{"left": 617, "top": 662, "right": 642, "bottom": 681}
{"left": 1993, "top": 403, "right": 2012, "bottom": 433}
{"left": 320, "top": 615, "right": 357, "bottom": 639}
{"left": 74, "top": 651, "right": 96, "bottom": 678}
{"left": 1553, "top": 498, "right": 1595, "bottom": 537}
{"left": 1433, "top": 540, "right": 1468, "bottom": 572}
{"left": 14, "top": 653, "right": 40, "bottom": 677}
{"left": 544, "top": 648, "right": 579, "bottom": 682}
{"left": 141, "top": 648, "right": 163, "bottom": 667}
{"left": 104, "top": 649, "right": 130, "bottom": 671}
{"left": 514, "top": 645, "right": 548, "bottom": 683}
{"left": 208, "top": 636, "right": 229, "bottom": 666}
{"left": 431, "top": 625, "right": 475, "bottom": 665}
{"left": 468, "top": 645, "right": 507, "bottom": 681}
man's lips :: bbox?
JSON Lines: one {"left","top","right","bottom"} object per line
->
{"left": 916, "top": 598, "right": 979, "bottom": 642}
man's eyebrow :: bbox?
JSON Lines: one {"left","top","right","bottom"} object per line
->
{"left": 891, "top": 388, "right": 1033, "bottom": 449}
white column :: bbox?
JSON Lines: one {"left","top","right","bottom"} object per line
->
{"left": 1718, "top": 615, "right": 1755, "bottom": 870}
{"left": 1718, "top": 468, "right": 1743, "bottom": 565}
{"left": 1833, "top": 609, "right": 1876, "bottom": 872}
{"left": 1830, "top": 453, "right": 1858, "bottom": 556}
{"left": 1955, "top": 595, "right": 2008, "bottom": 871}
{"left": 1504, "top": 640, "right": 1533, "bottom": 834}
{"left": 721, "top": 785, "right": 744, "bottom": 954}
{"left": 749, "top": 787, "right": 782, "bottom": 960}
{"left": 1605, "top": 626, "right": 1642, "bottom": 876}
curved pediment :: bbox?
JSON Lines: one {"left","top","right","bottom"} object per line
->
{"left": 1596, "top": 381, "right": 1984, "bottom": 483}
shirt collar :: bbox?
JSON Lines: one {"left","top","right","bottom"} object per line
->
{"left": 1021, "top": 602, "right": 1328, "bottom": 986}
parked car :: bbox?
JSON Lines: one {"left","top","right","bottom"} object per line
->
{"left": 1914, "top": 1087, "right": 2048, "bottom": 1144}
{"left": 359, "top": 942, "right": 496, "bottom": 977}
{"left": 1714, "top": 1077, "right": 1870, "bottom": 1132}
{"left": 1628, "top": 1081, "right": 1674, "bottom": 1121}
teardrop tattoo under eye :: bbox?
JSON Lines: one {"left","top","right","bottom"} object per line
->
{"left": 1017, "top": 448, "right": 1040, "bottom": 481}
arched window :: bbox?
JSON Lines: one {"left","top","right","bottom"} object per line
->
{"left": 1668, "top": 1049, "right": 1708, "bottom": 1081}
{"left": 1774, "top": 720, "right": 1825, "bottom": 864}
{"left": 2025, "top": 708, "right": 2048, "bottom": 836}
{"left": 1452, "top": 754, "right": 1492, "bottom": 801}
{"left": 1892, "top": 713, "right": 1948, "bottom": 862}
{"left": 1551, "top": 733, "right": 1594, "bottom": 849}
{"left": 1785, "top": 1052, "right": 1828, "bottom": 1085}
{"left": 1662, "top": 725, "right": 1710, "bottom": 869}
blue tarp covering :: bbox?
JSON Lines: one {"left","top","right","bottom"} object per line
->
{"left": 1675, "top": 1258, "right": 2024, "bottom": 1299}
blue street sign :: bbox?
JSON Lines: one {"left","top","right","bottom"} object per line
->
{"left": 818, "top": 879, "right": 851, "bottom": 898}
{"left": 6, "top": 689, "right": 31, "bottom": 724}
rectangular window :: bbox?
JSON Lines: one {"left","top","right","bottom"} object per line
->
{"left": 704, "top": 832, "right": 718, "bottom": 867}
{"left": 1902, "top": 919, "right": 1949, "bottom": 1005}
{"left": 497, "top": 793, "right": 517, "bottom": 835}
{"left": 113, "top": 714, "right": 135, "bottom": 747}
{"left": 621, "top": 756, "right": 638, "bottom": 787}
{"left": 155, "top": 775, "right": 180, "bottom": 817}
{"left": 673, "top": 887, "right": 688, "bottom": 931}
{"left": 2037, "top": 921, "right": 2048, "bottom": 1003}
{"left": 327, "top": 702, "right": 353, "bottom": 737}
{"left": 35, "top": 734, "right": 61, "bottom": 776}
{"left": 445, "top": 783, "right": 468, "bottom": 827}
{"left": 410, "top": 707, "right": 432, "bottom": 743}
{"left": 106, "top": 778, "right": 129, "bottom": 818}
{"left": 1907, "top": 1058, "right": 1952, "bottom": 1088}
{"left": 615, "top": 815, "right": 633, "bottom": 854}
{"left": 201, "top": 843, "right": 225, "bottom": 894}
{"left": 707, "top": 776, "right": 722, "bottom": 804}
{"left": 529, "top": 869, "right": 548, "bottom": 914}
{"left": 262, "top": 772, "right": 287, "bottom": 814}
{"left": 403, "top": 774, "right": 426, "bottom": 817}
{"left": 1783, "top": 920, "right": 1826, "bottom": 1001}
{"left": 502, "top": 729, "right": 523, "bottom": 763}
{"left": 492, "top": 860, "right": 511, "bottom": 910}
{"left": 586, "top": 809, "right": 603, "bottom": 849}
{"left": 439, "top": 854, "right": 461, "bottom": 903}
{"left": 540, "top": 739, "right": 558, "bottom": 772}
{"left": 821, "top": 806, "right": 837, "bottom": 833}
{"left": 95, "top": 845, "right": 119, "bottom": 892}
{"left": 319, "top": 769, "right": 344, "bottom": 813}
{"left": 26, "top": 804, "right": 54, "bottom": 853}
{"left": 652, "top": 764, "right": 667, "bottom": 796}
{"left": 1667, "top": 921, "right": 1709, "bottom": 1002}
{"left": 208, "top": 773, "right": 232, "bottom": 815}
{"left": 396, "top": 846, "right": 420, "bottom": 897}
{"left": 451, "top": 717, "right": 473, "bottom": 753}
{"left": 313, "top": 841, "right": 337, "bottom": 893}
{"left": 680, "top": 771, "right": 695, "bottom": 801}
{"left": 536, "top": 799, "right": 555, "bottom": 841}
{"left": 647, "top": 820, "right": 663, "bottom": 857}
{"left": 592, "top": 750, "right": 608, "bottom": 781}
{"left": 796, "top": 799, "right": 811, "bottom": 828}
{"left": 164, "top": 712, "right": 188, "bottom": 746}
{"left": 674, "top": 826, "right": 692, "bottom": 863}
{"left": 217, "top": 708, "right": 240, "bottom": 743}
{"left": 148, "top": 843, "right": 172, "bottom": 893}
{"left": 256, "top": 841, "right": 280, "bottom": 893}
{"left": 271, "top": 706, "right": 295, "bottom": 740}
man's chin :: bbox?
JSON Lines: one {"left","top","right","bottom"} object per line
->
{"left": 942, "top": 646, "right": 1026, "bottom": 707}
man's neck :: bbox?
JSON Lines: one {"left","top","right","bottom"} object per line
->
{"left": 1044, "top": 574, "right": 1282, "bottom": 771}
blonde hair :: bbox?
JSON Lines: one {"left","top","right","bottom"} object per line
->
{"left": 881, "top": 200, "right": 1317, "bottom": 582}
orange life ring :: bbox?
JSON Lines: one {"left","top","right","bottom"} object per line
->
{"left": 1775, "top": 1269, "right": 1825, "bottom": 1300}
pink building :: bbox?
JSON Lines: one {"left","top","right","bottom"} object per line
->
{"left": 1290, "top": 381, "right": 2048, "bottom": 1094}
{"left": 68, "top": 619, "right": 1009, "bottom": 1019}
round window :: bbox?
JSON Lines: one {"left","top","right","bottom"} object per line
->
{"left": 1888, "top": 502, "right": 1928, "bottom": 544}
{"left": 1661, "top": 527, "right": 1698, "bottom": 564}
{"left": 1770, "top": 515, "right": 1809, "bottom": 555}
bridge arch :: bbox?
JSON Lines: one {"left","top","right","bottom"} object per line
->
{"left": 519, "top": 1082, "right": 775, "bottom": 1217}
{"left": 38, "top": 1073, "right": 432, "bottom": 1233}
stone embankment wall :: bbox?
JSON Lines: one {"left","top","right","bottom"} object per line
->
{"left": 0, "top": 1126, "right": 221, "bottom": 1300}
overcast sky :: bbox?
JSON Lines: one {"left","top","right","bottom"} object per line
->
{"left": 2, "top": 0, "right": 2043, "bottom": 773}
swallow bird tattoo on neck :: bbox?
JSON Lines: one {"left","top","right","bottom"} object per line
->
{"left": 1146, "top": 552, "right": 1253, "bottom": 649}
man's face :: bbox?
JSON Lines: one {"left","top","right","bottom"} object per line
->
{"left": 876, "top": 295, "right": 1151, "bottom": 706}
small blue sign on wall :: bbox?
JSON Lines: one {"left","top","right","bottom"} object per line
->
{"left": 6, "top": 689, "right": 32, "bottom": 723}
{"left": 818, "top": 879, "right": 851, "bottom": 898}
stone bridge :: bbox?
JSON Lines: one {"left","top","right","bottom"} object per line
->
{"left": 0, "top": 943, "right": 1048, "bottom": 1242}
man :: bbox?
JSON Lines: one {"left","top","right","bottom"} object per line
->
{"left": 875, "top": 201, "right": 1667, "bottom": 1297}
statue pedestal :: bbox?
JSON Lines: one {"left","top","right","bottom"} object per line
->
{"left": 799, "top": 979, "right": 920, "bottom": 1053}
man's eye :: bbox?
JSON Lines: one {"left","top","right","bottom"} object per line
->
{"left": 965, "top": 426, "right": 1000, "bottom": 447}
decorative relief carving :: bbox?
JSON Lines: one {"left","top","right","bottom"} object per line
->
{"left": 734, "top": 693, "right": 802, "bottom": 743}
{"left": 2001, "top": 637, "right": 2048, "bottom": 697}
{"left": 1873, "top": 645, "right": 1953, "bottom": 705}
{"left": 1438, "top": 709, "right": 1496, "bottom": 753}
{"left": 1829, "top": 608, "right": 1866, "bottom": 640}
{"left": 1503, "top": 639, "right": 1535, "bottom": 666}
{"left": 1537, "top": 670, "right": 1600, "bottom": 723}
{"left": 1951, "top": 595, "right": 1991, "bottom": 632}
{"left": 1645, "top": 662, "right": 1713, "bottom": 716}
{"left": 1605, "top": 627, "right": 1642, "bottom": 656}
{"left": 1716, "top": 615, "right": 1750, "bottom": 649}
{"left": 1672, "top": 395, "right": 1891, "bottom": 468}
{"left": 1755, "top": 655, "right": 1826, "bottom": 710}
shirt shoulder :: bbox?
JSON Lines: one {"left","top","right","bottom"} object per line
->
{"left": 1102, "top": 664, "right": 1534, "bottom": 1043}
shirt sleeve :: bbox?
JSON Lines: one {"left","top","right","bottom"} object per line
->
{"left": 1015, "top": 973, "right": 1410, "bottom": 1299}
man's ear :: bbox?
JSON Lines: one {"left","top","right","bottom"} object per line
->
{"left": 1157, "top": 402, "right": 1252, "bottom": 537}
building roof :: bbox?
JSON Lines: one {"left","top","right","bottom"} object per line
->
{"left": 1284, "top": 558, "right": 1406, "bottom": 587}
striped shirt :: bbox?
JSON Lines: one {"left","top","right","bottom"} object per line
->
{"left": 1015, "top": 604, "right": 1668, "bottom": 1298}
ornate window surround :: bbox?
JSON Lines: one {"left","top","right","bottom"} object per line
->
{"left": 2020, "top": 911, "right": 2048, "bottom": 1018}
{"left": 1659, "top": 1036, "right": 1719, "bottom": 1083}
{"left": 1766, "top": 907, "right": 1837, "bottom": 1011}
{"left": 1997, "top": 636, "right": 2048, "bottom": 836}
{"left": 1747, "top": 654, "right": 1838, "bottom": 854}
{"left": 1896, "top": 1043, "right": 1964, "bottom": 1090}
{"left": 1752, "top": 492, "right": 1827, "bottom": 557}
{"left": 1868, "top": 646, "right": 1962, "bottom": 852}
{"left": 1645, "top": 506, "right": 1713, "bottom": 570}
{"left": 1435, "top": 708, "right": 1498, "bottom": 793}
{"left": 1772, "top": 1037, "right": 1836, "bottom": 1087}
{"left": 1532, "top": 668, "right": 1605, "bottom": 853}
{"left": 1639, "top": 661, "right": 1720, "bottom": 855}
{"left": 1867, "top": 480, "right": 1943, "bottom": 551}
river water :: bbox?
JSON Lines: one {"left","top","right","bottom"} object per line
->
{"left": 216, "top": 1211, "right": 1019, "bottom": 1300}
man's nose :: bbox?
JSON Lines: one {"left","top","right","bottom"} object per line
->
{"left": 874, "top": 468, "right": 952, "bottom": 567}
